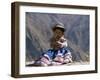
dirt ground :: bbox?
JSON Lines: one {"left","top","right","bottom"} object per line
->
{"left": 26, "top": 61, "right": 89, "bottom": 67}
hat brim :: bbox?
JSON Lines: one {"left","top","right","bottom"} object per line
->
{"left": 52, "top": 27, "right": 66, "bottom": 32}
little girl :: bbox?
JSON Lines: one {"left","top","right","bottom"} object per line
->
{"left": 34, "top": 23, "right": 72, "bottom": 66}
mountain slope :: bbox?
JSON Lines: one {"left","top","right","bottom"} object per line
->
{"left": 26, "top": 12, "right": 90, "bottom": 62}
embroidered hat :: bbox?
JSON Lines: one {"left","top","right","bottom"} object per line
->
{"left": 52, "top": 23, "right": 66, "bottom": 32}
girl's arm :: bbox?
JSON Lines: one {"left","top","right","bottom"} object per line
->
{"left": 57, "top": 40, "right": 68, "bottom": 47}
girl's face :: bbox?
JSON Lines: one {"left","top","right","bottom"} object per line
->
{"left": 53, "top": 29, "right": 64, "bottom": 40}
